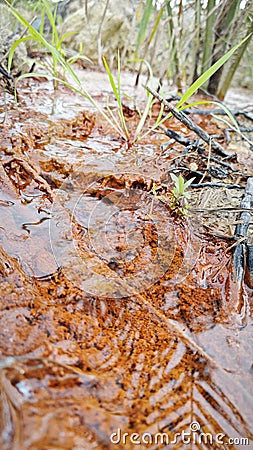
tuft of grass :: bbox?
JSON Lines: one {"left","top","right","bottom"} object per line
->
{"left": 152, "top": 174, "right": 195, "bottom": 217}
{"left": 6, "top": 0, "right": 82, "bottom": 87}
{"left": 102, "top": 54, "right": 158, "bottom": 143}
{"left": 170, "top": 174, "right": 195, "bottom": 216}
{"left": 103, "top": 51, "right": 130, "bottom": 141}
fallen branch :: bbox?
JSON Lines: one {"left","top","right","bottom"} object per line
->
{"left": 163, "top": 128, "right": 198, "bottom": 147}
{"left": 146, "top": 86, "right": 233, "bottom": 157}
{"left": 162, "top": 129, "right": 239, "bottom": 177}
{"left": 233, "top": 177, "right": 253, "bottom": 288}
{"left": 190, "top": 183, "right": 243, "bottom": 189}
{"left": 238, "top": 127, "right": 253, "bottom": 133}
{"left": 200, "top": 153, "right": 236, "bottom": 171}
{"left": 191, "top": 206, "right": 251, "bottom": 212}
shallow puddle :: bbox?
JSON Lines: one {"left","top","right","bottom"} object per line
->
{"left": 0, "top": 76, "right": 253, "bottom": 449}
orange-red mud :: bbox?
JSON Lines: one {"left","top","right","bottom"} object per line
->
{"left": 0, "top": 78, "right": 252, "bottom": 449}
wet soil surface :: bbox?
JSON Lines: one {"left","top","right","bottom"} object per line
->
{"left": 0, "top": 75, "right": 253, "bottom": 449}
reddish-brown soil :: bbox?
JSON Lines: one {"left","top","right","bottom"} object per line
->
{"left": 0, "top": 77, "right": 252, "bottom": 449}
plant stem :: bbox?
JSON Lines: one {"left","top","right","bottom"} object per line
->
{"left": 201, "top": 0, "right": 216, "bottom": 75}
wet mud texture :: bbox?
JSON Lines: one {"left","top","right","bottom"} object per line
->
{"left": 0, "top": 79, "right": 253, "bottom": 449}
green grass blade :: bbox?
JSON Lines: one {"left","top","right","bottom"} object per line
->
{"left": 17, "top": 71, "right": 53, "bottom": 81}
{"left": 4, "top": 0, "right": 82, "bottom": 89}
{"left": 105, "top": 105, "right": 125, "bottom": 135}
{"left": 8, "top": 36, "right": 31, "bottom": 72}
{"left": 135, "top": 0, "right": 154, "bottom": 55}
{"left": 58, "top": 31, "right": 77, "bottom": 46}
{"left": 67, "top": 54, "right": 91, "bottom": 65}
{"left": 178, "top": 175, "right": 184, "bottom": 195}
{"left": 154, "top": 102, "right": 164, "bottom": 126}
{"left": 184, "top": 177, "right": 195, "bottom": 189}
{"left": 102, "top": 55, "right": 129, "bottom": 139}
{"left": 149, "top": 6, "right": 164, "bottom": 44}
{"left": 134, "top": 91, "right": 153, "bottom": 141}
{"left": 218, "top": 20, "right": 253, "bottom": 100}
{"left": 176, "top": 33, "right": 252, "bottom": 109}
{"left": 41, "top": 0, "right": 59, "bottom": 48}
{"left": 170, "top": 173, "right": 178, "bottom": 184}
{"left": 117, "top": 49, "right": 121, "bottom": 102}
{"left": 116, "top": 51, "right": 128, "bottom": 136}
{"left": 102, "top": 56, "right": 120, "bottom": 105}
{"left": 133, "top": 59, "right": 154, "bottom": 140}
{"left": 179, "top": 100, "right": 239, "bottom": 130}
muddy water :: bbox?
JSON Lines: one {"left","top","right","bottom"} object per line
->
{"left": 0, "top": 78, "right": 253, "bottom": 450}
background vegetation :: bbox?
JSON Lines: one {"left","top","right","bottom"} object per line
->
{"left": 0, "top": 0, "right": 252, "bottom": 99}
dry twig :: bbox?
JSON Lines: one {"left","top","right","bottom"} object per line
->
{"left": 146, "top": 86, "right": 233, "bottom": 157}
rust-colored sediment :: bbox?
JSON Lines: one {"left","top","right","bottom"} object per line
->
{"left": 0, "top": 79, "right": 252, "bottom": 449}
